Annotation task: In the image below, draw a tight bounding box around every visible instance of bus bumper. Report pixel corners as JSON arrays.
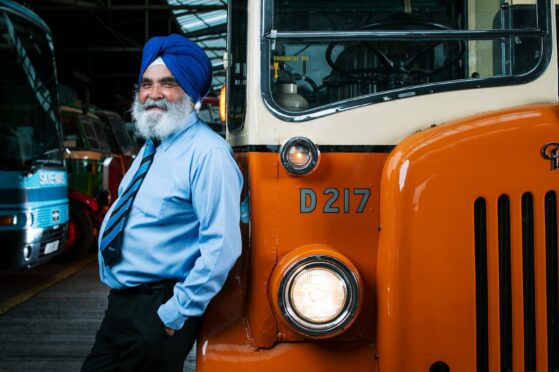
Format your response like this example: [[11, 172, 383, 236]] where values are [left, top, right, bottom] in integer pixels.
[[0, 224, 67, 270], [196, 341, 378, 372]]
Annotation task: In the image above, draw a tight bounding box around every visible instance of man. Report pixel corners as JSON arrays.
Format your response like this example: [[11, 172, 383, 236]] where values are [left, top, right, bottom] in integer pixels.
[[82, 34, 242, 372]]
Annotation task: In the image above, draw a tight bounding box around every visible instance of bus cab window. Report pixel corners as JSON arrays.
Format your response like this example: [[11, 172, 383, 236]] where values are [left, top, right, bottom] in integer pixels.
[[266, 0, 542, 116], [61, 115, 84, 149]]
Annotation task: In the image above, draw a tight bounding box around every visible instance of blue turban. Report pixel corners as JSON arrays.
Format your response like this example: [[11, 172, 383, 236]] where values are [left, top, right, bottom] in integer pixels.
[[138, 34, 213, 103]]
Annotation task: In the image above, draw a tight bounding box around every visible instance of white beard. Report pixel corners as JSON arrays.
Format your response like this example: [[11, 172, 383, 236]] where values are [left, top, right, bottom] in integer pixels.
[[131, 94, 193, 140]]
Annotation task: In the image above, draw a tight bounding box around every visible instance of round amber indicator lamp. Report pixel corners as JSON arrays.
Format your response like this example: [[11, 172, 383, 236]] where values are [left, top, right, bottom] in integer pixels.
[[280, 137, 320, 175], [0, 215, 15, 226]]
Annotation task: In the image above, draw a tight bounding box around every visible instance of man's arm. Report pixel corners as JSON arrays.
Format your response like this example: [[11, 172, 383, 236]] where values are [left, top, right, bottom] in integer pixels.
[[157, 147, 243, 330]]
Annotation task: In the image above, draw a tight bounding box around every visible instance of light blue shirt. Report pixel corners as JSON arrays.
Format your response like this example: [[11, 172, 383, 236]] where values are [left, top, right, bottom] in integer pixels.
[[98, 114, 243, 330]]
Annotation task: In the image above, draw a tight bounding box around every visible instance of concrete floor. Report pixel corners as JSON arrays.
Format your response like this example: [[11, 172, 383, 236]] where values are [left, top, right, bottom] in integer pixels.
[[0, 255, 195, 372]]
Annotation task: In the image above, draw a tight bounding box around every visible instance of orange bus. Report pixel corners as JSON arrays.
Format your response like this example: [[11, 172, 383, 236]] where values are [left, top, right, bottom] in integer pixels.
[[199, 0, 558, 371]]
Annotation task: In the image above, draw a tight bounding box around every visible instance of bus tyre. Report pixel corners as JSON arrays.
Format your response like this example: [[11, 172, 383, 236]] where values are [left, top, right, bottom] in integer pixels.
[[62, 202, 94, 261]]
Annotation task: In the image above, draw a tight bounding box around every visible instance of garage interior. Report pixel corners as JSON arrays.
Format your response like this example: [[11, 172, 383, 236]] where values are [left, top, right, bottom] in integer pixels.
[[20, 0, 226, 119]]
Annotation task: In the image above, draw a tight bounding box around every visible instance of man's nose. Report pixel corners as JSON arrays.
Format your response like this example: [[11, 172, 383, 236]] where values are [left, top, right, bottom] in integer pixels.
[[147, 84, 164, 100]]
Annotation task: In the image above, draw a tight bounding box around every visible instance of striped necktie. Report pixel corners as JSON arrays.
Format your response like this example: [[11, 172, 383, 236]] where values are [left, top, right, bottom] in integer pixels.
[[100, 138, 158, 266]]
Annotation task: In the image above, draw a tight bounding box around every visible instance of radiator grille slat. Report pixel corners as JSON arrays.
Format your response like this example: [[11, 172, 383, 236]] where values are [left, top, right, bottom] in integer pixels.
[[475, 198, 489, 372], [545, 191, 559, 371], [522, 193, 536, 372], [498, 195, 513, 372], [475, 191, 559, 372]]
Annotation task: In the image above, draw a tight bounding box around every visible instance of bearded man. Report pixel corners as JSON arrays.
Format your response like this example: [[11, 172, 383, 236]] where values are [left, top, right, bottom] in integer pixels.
[[81, 34, 242, 372]]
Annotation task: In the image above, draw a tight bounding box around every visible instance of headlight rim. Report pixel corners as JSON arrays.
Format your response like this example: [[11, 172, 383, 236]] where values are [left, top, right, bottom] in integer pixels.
[[279, 137, 320, 175], [278, 255, 359, 337]]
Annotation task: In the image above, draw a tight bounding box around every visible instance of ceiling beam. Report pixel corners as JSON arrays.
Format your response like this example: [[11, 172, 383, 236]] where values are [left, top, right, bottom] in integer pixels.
[[190, 33, 227, 42], [31, 4, 227, 11], [58, 46, 225, 52], [90, 73, 138, 78], [58, 47, 142, 52], [183, 24, 226, 38]]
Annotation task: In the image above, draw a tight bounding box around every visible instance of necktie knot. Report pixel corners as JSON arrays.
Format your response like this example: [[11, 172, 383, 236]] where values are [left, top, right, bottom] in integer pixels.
[[146, 137, 160, 149]]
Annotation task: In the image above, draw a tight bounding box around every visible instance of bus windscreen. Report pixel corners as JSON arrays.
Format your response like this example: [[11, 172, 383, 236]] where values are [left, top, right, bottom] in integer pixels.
[[267, 0, 542, 115], [0, 9, 61, 169]]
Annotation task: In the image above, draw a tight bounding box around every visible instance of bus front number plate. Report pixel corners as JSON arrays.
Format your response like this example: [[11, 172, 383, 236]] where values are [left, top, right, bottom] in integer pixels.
[[44, 241, 60, 255], [300, 188, 371, 214]]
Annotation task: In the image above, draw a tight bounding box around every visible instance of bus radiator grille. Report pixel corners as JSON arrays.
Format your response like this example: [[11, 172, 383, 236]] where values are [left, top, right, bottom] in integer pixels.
[[37, 206, 69, 228], [474, 192, 559, 372], [38, 227, 66, 257]]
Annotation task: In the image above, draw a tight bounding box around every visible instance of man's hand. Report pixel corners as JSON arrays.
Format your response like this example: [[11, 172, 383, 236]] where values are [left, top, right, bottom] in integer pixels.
[[165, 327, 175, 336]]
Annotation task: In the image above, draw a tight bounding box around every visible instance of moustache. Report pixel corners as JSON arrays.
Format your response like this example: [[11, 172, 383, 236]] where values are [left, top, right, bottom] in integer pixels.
[[140, 98, 170, 112]]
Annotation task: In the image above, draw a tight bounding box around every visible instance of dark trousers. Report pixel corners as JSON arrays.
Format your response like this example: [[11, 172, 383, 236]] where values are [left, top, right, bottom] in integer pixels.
[[81, 282, 201, 372]]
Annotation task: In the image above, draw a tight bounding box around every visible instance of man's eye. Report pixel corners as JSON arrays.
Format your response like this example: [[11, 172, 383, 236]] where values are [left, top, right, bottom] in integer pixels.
[[141, 83, 151, 88], [163, 82, 177, 87]]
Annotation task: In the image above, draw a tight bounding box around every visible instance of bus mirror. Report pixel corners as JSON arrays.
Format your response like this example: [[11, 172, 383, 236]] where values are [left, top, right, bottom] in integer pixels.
[[102, 156, 113, 194]]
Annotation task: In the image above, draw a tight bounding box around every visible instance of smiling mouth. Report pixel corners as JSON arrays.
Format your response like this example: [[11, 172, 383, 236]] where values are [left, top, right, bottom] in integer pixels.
[[146, 105, 166, 110]]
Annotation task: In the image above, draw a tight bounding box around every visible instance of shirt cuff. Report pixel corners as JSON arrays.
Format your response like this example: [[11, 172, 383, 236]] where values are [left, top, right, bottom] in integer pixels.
[[157, 298, 188, 330]]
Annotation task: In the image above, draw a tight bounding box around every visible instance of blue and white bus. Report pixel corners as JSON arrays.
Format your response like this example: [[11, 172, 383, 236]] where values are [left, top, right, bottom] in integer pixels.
[[0, 0, 68, 269]]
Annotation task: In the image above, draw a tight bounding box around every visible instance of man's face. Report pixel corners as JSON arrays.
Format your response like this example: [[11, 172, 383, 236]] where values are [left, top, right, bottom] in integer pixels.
[[139, 64, 185, 106], [132, 64, 194, 140]]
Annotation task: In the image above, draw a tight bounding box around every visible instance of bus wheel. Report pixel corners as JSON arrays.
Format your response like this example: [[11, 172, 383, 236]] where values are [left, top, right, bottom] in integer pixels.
[[62, 202, 94, 261]]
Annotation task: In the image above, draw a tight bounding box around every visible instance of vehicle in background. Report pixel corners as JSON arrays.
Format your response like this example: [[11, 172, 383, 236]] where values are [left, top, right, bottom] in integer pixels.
[[200, 0, 559, 371], [60, 106, 111, 259], [0, 0, 68, 270], [125, 121, 144, 150], [96, 110, 136, 203], [199, 96, 224, 137], [97, 110, 135, 163]]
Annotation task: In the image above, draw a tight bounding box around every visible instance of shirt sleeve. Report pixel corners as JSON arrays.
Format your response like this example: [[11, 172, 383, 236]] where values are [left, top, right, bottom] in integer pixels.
[[157, 147, 243, 330]]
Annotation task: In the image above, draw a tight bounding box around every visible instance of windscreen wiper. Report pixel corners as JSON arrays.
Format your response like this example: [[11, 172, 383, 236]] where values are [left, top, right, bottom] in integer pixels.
[[26, 149, 64, 173]]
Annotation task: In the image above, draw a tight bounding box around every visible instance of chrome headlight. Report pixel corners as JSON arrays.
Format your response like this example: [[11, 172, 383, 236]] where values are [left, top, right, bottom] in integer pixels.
[[278, 255, 359, 336], [280, 137, 320, 175]]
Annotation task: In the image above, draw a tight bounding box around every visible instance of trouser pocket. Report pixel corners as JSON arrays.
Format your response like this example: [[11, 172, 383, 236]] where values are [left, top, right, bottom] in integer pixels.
[[131, 288, 170, 344]]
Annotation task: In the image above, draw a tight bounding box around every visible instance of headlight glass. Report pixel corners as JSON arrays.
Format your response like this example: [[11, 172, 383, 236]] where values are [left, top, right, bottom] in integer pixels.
[[279, 255, 359, 337], [287, 145, 312, 169], [0, 215, 16, 226], [290, 267, 347, 323], [0, 213, 26, 227]]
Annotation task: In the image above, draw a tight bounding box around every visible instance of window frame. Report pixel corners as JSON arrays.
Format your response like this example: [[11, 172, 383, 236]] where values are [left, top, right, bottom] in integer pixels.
[[225, 0, 248, 133], [260, 0, 552, 122]]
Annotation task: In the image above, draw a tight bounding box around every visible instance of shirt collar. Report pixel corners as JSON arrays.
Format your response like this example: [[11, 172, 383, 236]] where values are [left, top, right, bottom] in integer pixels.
[[159, 112, 198, 151]]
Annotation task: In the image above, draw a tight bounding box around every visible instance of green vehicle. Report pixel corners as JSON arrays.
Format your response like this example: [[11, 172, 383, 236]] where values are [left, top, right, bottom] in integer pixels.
[[60, 105, 111, 259]]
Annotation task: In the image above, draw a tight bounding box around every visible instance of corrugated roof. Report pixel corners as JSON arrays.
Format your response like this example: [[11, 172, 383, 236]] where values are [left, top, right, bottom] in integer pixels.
[[167, 0, 227, 91]]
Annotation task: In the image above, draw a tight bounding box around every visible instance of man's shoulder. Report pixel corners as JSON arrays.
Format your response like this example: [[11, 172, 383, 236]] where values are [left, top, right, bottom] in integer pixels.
[[190, 119, 231, 152]]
